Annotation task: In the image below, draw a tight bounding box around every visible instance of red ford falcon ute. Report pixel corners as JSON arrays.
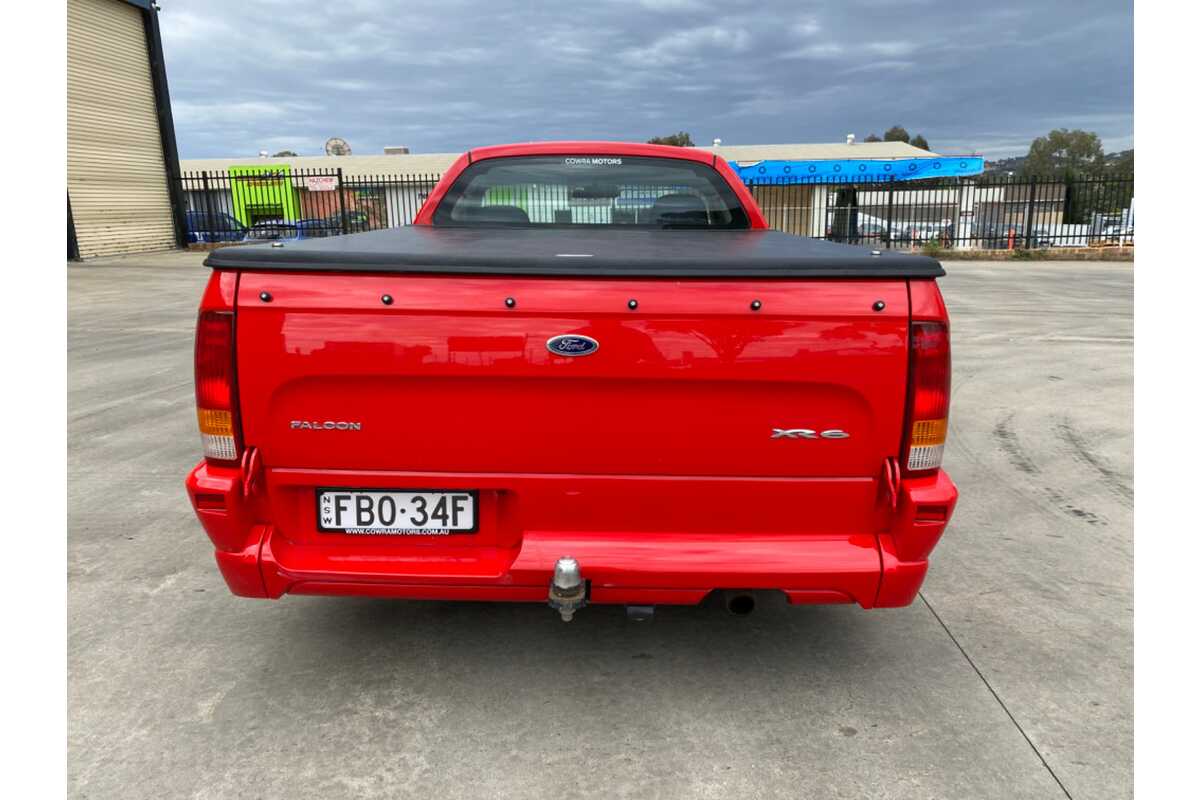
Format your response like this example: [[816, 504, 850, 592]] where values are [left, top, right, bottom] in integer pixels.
[[185, 141, 957, 621]]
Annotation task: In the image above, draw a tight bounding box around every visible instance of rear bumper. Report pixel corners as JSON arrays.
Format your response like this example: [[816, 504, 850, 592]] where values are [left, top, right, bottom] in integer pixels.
[[186, 462, 957, 609]]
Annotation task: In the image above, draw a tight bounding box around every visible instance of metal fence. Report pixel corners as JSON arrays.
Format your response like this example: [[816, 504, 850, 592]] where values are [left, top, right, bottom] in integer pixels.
[[175, 169, 1133, 250], [746, 173, 1134, 250], [177, 168, 440, 244]]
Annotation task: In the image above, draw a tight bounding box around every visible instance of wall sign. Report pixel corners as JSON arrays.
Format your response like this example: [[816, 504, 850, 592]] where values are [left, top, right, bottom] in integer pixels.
[[305, 176, 338, 192]]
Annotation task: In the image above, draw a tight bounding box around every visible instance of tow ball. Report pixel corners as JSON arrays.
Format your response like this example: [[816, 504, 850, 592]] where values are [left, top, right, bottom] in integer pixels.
[[548, 557, 586, 622]]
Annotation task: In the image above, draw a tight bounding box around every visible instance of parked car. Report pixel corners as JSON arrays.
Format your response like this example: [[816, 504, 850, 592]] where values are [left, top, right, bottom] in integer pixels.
[[185, 211, 246, 244], [245, 218, 296, 241], [245, 217, 341, 241], [334, 210, 371, 230], [906, 222, 954, 245], [1032, 227, 1057, 248], [1101, 223, 1134, 245], [296, 217, 341, 238], [823, 220, 895, 244], [186, 141, 958, 621], [884, 223, 913, 246], [858, 222, 887, 241]]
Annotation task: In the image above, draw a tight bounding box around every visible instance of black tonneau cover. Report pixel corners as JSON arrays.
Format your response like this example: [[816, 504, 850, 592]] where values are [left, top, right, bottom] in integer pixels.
[[204, 227, 944, 278]]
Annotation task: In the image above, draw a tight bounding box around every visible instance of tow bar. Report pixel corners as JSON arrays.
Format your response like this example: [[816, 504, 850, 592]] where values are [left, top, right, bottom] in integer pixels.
[[548, 557, 586, 622]]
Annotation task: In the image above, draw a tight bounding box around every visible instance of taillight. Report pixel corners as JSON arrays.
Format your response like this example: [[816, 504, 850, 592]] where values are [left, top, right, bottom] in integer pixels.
[[194, 310, 241, 464], [903, 321, 950, 474]]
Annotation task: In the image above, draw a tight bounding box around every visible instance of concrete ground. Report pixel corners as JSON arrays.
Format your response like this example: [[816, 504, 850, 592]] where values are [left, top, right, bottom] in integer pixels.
[[68, 251, 1132, 800]]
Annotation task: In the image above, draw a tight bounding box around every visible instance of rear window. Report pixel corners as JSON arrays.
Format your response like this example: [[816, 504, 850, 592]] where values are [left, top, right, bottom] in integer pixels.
[[431, 156, 750, 228]]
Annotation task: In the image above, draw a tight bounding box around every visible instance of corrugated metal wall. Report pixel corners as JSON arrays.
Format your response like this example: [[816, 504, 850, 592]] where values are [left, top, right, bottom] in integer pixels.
[[67, 0, 175, 258]]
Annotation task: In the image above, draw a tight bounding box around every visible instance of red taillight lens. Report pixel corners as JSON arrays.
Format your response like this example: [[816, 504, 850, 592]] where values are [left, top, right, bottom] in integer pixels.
[[194, 310, 241, 463], [903, 321, 950, 474]]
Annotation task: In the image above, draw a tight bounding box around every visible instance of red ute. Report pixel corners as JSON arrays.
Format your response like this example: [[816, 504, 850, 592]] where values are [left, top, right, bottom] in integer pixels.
[[185, 141, 957, 620]]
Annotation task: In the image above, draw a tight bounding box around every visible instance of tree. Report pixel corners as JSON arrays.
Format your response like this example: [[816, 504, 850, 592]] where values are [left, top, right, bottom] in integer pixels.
[[1108, 149, 1134, 175], [647, 132, 694, 147], [1021, 129, 1105, 177], [911, 134, 930, 151], [864, 133, 882, 142], [883, 125, 910, 143], [272, 150, 298, 157], [1019, 130, 1124, 225]]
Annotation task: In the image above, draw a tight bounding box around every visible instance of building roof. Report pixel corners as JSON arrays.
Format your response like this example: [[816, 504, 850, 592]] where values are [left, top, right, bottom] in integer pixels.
[[179, 152, 461, 176], [702, 140, 940, 162], [180, 141, 946, 178]]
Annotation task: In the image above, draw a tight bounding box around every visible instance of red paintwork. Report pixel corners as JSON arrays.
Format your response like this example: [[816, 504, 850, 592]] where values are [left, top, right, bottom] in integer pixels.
[[411, 141, 769, 229], [185, 141, 957, 611]]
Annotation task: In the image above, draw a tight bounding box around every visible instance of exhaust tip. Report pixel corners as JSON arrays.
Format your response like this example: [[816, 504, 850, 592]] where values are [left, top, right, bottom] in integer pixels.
[[723, 591, 756, 617], [625, 605, 655, 622]]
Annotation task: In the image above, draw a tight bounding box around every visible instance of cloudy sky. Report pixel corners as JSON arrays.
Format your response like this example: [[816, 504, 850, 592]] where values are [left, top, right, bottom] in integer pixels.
[[160, 0, 1133, 160]]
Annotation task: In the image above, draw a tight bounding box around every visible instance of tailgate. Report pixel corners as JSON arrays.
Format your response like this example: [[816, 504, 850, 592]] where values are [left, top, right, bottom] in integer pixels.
[[235, 272, 909, 478]]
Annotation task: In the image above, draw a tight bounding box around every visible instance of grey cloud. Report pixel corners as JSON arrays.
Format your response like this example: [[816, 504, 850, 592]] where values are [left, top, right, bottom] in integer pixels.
[[618, 27, 752, 68], [841, 60, 915, 75], [159, 0, 1132, 159]]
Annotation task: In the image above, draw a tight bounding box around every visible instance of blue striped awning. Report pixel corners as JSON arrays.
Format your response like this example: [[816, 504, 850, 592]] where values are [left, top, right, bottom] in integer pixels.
[[730, 156, 985, 182]]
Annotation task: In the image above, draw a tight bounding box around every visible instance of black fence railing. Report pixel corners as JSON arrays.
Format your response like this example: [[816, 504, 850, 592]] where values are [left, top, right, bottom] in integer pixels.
[[177, 168, 440, 244], [744, 173, 1134, 250], [175, 169, 1133, 251]]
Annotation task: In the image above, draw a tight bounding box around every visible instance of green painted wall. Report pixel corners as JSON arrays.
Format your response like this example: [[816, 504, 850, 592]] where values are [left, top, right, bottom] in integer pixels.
[[229, 164, 300, 226]]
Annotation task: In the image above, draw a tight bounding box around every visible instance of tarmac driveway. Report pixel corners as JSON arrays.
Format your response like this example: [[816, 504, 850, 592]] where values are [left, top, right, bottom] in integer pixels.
[[68, 251, 1132, 799]]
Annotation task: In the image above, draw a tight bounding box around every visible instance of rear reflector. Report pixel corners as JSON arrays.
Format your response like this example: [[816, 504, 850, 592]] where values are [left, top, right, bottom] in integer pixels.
[[194, 311, 241, 464], [903, 321, 950, 474], [194, 493, 226, 511]]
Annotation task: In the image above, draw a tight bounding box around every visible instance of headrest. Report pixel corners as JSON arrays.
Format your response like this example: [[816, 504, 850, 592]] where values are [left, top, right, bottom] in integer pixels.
[[647, 193, 708, 226], [457, 204, 530, 224]]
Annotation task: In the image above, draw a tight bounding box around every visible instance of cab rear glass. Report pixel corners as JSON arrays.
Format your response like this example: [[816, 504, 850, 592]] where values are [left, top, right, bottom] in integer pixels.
[[431, 156, 750, 229]]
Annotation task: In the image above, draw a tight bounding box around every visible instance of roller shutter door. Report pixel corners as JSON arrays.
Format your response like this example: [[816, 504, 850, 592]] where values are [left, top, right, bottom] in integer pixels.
[[68, 0, 176, 257]]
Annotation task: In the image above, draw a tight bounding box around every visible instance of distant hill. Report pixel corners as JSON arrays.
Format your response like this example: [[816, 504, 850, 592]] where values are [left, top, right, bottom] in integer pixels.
[[1105, 149, 1134, 173], [982, 148, 1132, 176], [982, 155, 1026, 175]]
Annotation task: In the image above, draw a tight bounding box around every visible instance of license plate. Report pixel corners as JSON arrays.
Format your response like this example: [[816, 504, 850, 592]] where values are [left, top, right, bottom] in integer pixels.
[[317, 489, 478, 535]]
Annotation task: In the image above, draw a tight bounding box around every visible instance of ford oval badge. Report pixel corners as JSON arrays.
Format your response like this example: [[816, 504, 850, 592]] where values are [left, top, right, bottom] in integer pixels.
[[546, 334, 599, 357]]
